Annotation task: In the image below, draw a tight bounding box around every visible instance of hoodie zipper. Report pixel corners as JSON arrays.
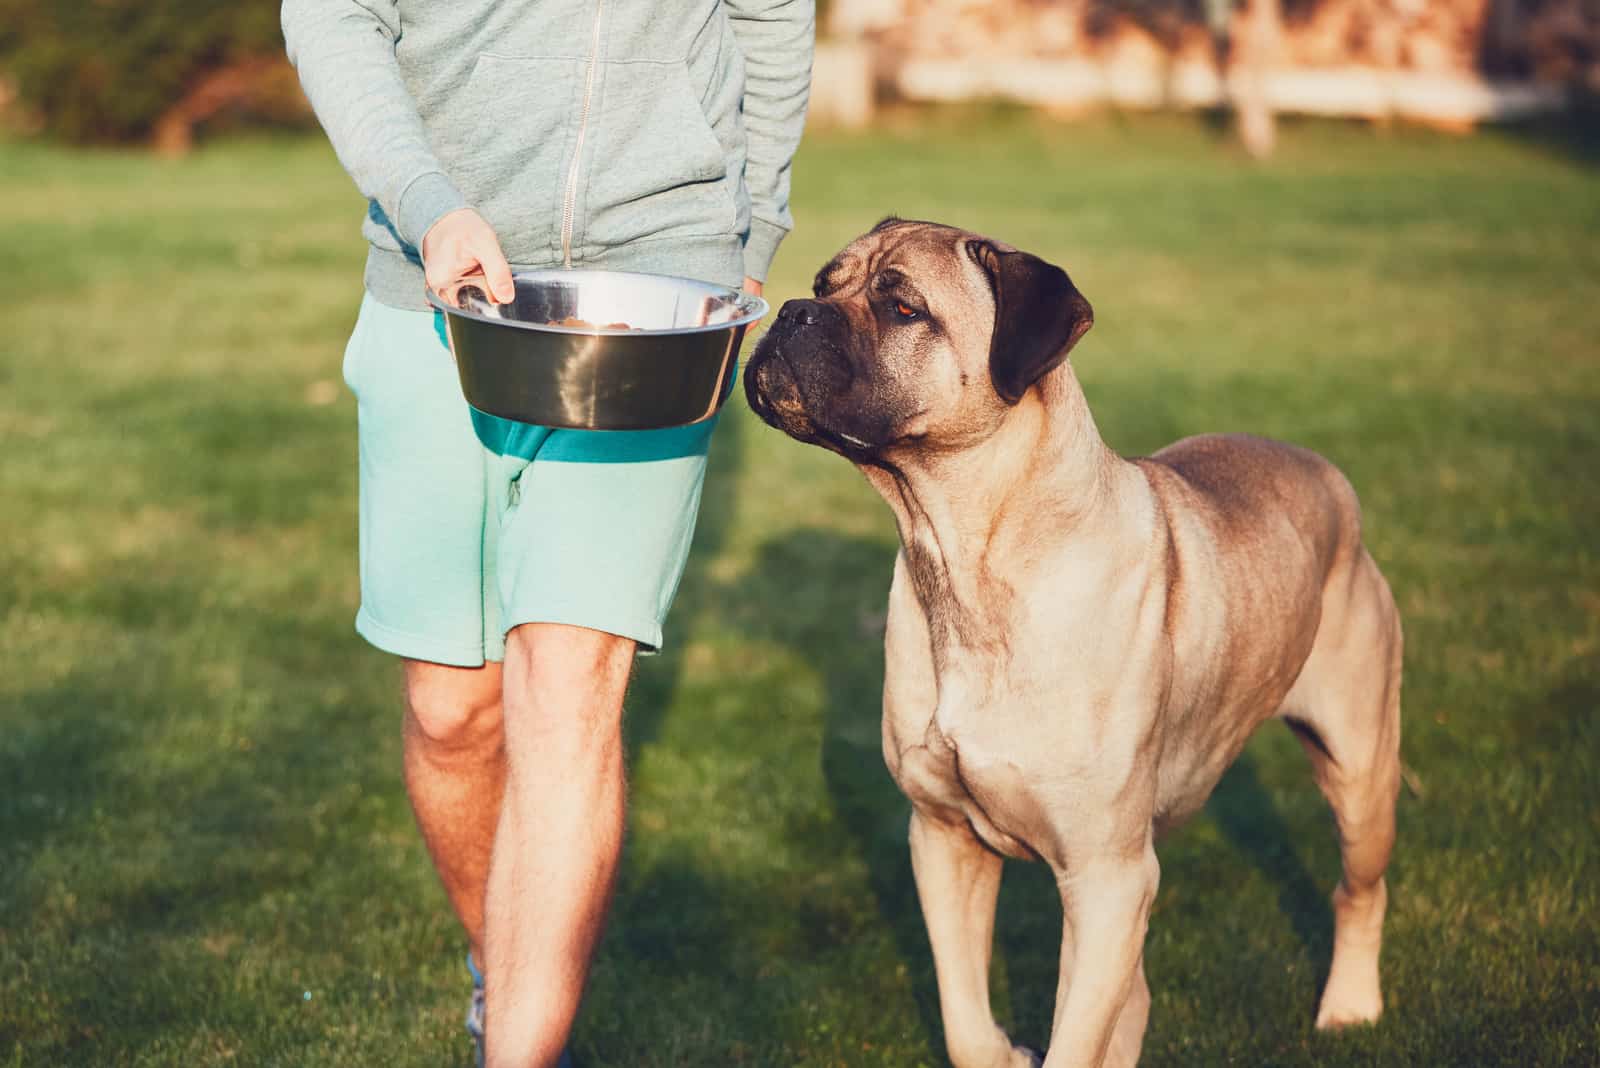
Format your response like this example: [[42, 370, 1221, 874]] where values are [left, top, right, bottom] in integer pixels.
[[561, 0, 606, 268]]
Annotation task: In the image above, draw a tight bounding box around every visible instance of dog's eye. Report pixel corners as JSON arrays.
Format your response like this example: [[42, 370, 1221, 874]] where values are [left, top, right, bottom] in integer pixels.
[[894, 301, 919, 320]]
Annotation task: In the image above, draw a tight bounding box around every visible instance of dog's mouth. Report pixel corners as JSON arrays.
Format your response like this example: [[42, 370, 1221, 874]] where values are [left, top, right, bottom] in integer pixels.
[[744, 346, 810, 432], [745, 343, 895, 465], [744, 329, 838, 438]]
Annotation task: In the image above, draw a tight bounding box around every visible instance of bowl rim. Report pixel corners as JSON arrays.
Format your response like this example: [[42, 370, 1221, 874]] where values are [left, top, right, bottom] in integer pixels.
[[423, 267, 770, 337]]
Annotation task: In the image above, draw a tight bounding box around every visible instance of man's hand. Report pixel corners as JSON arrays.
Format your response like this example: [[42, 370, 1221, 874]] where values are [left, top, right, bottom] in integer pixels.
[[743, 277, 764, 299], [422, 209, 516, 306]]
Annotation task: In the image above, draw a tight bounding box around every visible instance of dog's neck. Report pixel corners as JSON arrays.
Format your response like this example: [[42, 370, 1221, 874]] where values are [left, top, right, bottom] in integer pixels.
[[864, 366, 1128, 666]]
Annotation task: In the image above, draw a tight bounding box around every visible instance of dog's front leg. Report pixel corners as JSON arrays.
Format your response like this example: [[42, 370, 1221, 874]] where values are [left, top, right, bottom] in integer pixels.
[[1043, 849, 1160, 1068], [909, 808, 1040, 1068]]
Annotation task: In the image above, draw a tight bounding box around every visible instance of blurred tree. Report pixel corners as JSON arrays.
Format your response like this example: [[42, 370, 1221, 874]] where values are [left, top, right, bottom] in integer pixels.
[[1226, 0, 1284, 158], [0, 0, 301, 148], [1114, 0, 1284, 157]]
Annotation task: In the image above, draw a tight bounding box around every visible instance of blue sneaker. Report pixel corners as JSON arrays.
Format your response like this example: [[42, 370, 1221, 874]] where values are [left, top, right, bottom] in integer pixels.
[[465, 954, 486, 1068], [464, 954, 575, 1068]]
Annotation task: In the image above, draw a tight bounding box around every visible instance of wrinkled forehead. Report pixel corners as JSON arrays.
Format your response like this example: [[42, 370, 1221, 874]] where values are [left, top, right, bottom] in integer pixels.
[[813, 220, 990, 298]]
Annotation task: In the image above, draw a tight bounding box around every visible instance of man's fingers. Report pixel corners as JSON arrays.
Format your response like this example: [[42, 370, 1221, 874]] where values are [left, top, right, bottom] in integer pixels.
[[424, 239, 470, 304], [472, 236, 516, 304], [424, 255, 451, 294], [425, 256, 467, 306], [427, 273, 461, 307]]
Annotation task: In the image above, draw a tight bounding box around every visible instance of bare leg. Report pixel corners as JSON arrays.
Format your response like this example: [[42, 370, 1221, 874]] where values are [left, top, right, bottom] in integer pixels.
[[909, 808, 1039, 1068], [484, 622, 634, 1068], [402, 659, 507, 962]]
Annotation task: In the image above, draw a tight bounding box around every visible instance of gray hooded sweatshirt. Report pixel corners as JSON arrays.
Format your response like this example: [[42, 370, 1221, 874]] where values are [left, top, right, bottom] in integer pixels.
[[282, 0, 814, 310]]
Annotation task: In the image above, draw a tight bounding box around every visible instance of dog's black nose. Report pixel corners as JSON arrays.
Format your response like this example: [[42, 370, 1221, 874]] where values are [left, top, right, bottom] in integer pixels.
[[776, 298, 825, 327]]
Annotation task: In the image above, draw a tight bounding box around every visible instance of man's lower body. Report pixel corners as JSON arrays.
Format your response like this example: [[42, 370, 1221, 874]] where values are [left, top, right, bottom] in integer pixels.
[[344, 293, 726, 1067]]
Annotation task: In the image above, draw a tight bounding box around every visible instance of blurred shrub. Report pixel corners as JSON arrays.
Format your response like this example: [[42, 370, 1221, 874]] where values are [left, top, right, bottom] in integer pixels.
[[0, 0, 302, 145]]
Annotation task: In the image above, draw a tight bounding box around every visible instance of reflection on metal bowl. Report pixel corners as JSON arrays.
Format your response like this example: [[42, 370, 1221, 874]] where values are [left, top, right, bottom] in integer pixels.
[[426, 269, 768, 431]]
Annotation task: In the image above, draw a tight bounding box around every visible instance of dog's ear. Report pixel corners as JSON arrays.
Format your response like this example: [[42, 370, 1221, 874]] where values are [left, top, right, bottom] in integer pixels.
[[968, 240, 1094, 405]]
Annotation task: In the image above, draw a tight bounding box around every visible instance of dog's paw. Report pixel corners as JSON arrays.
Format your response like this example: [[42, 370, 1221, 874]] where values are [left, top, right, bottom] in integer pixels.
[[1315, 997, 1383, 1030], [1008, 1044, 1044, 1068], [1315, 949, 1383, 1029], [1314, 981, 1383, 1030], [950, 1029, 1041, 1068]]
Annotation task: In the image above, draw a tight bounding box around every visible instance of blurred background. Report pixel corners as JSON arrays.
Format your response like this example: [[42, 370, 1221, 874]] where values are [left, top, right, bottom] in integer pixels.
[[2, 3, 1597, 1067], [4, 1, 1600, 151]]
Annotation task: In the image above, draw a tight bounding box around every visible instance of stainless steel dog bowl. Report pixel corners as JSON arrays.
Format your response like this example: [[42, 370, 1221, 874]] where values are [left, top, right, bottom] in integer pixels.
[[426, 269, 768, 430]]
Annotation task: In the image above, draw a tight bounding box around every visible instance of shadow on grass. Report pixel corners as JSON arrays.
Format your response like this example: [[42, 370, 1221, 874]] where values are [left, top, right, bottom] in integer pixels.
[[706, 524, 947, 1046], [631, 509, 948, 1053], [1495, 100, 1600, 170], [624, 397, 747, 754], [1207, 752, 1336, 999], [0, 618, 413, 1061]]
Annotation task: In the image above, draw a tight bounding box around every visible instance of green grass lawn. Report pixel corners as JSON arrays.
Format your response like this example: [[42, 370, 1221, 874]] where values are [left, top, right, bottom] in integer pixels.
[[2, 109, 1597, 1066]]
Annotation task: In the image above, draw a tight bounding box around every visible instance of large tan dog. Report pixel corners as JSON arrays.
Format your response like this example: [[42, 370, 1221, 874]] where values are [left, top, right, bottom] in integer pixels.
[[743, 219, 1403, 1068]]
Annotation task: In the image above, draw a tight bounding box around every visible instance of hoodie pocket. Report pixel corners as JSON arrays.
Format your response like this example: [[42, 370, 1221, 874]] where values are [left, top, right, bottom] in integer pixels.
[[577, 59, 738, 251]]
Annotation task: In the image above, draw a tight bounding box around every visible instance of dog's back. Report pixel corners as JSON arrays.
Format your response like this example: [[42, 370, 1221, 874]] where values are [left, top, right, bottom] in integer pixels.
[[1144, 433, 1363, 566], [1130, 434, 1374, 818]]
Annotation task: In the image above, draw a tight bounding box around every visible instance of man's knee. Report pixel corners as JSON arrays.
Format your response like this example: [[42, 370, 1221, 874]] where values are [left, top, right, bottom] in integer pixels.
[[504, 624, 634, 691], [403, 660, 505, 755], [502, 623, 635, 741]]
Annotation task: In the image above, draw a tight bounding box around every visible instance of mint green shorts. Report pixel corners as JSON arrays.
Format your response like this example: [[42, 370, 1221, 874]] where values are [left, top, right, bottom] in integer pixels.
[[342, 293, 724, 664]]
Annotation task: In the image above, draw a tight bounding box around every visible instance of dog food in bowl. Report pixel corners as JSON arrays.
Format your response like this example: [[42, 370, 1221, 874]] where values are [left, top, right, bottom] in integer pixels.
[[547, 317, 640, 331]]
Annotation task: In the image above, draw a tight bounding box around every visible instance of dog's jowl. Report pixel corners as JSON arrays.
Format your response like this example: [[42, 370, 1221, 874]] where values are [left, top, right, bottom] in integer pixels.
[[746, 219, 1403, 1068]]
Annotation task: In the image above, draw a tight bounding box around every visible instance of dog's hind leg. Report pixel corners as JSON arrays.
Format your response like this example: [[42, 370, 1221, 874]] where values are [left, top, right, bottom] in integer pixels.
[[909, 808, 1040, 1068], [1279, 548, 1403, 1029]]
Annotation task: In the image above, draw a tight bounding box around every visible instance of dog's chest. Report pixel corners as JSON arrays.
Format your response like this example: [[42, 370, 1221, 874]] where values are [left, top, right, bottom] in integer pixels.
[[891, 670, 1045, 861]]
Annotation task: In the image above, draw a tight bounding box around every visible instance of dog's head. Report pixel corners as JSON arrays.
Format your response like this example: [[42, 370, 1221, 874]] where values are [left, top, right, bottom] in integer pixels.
[[744, 218, 1093, 463]]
